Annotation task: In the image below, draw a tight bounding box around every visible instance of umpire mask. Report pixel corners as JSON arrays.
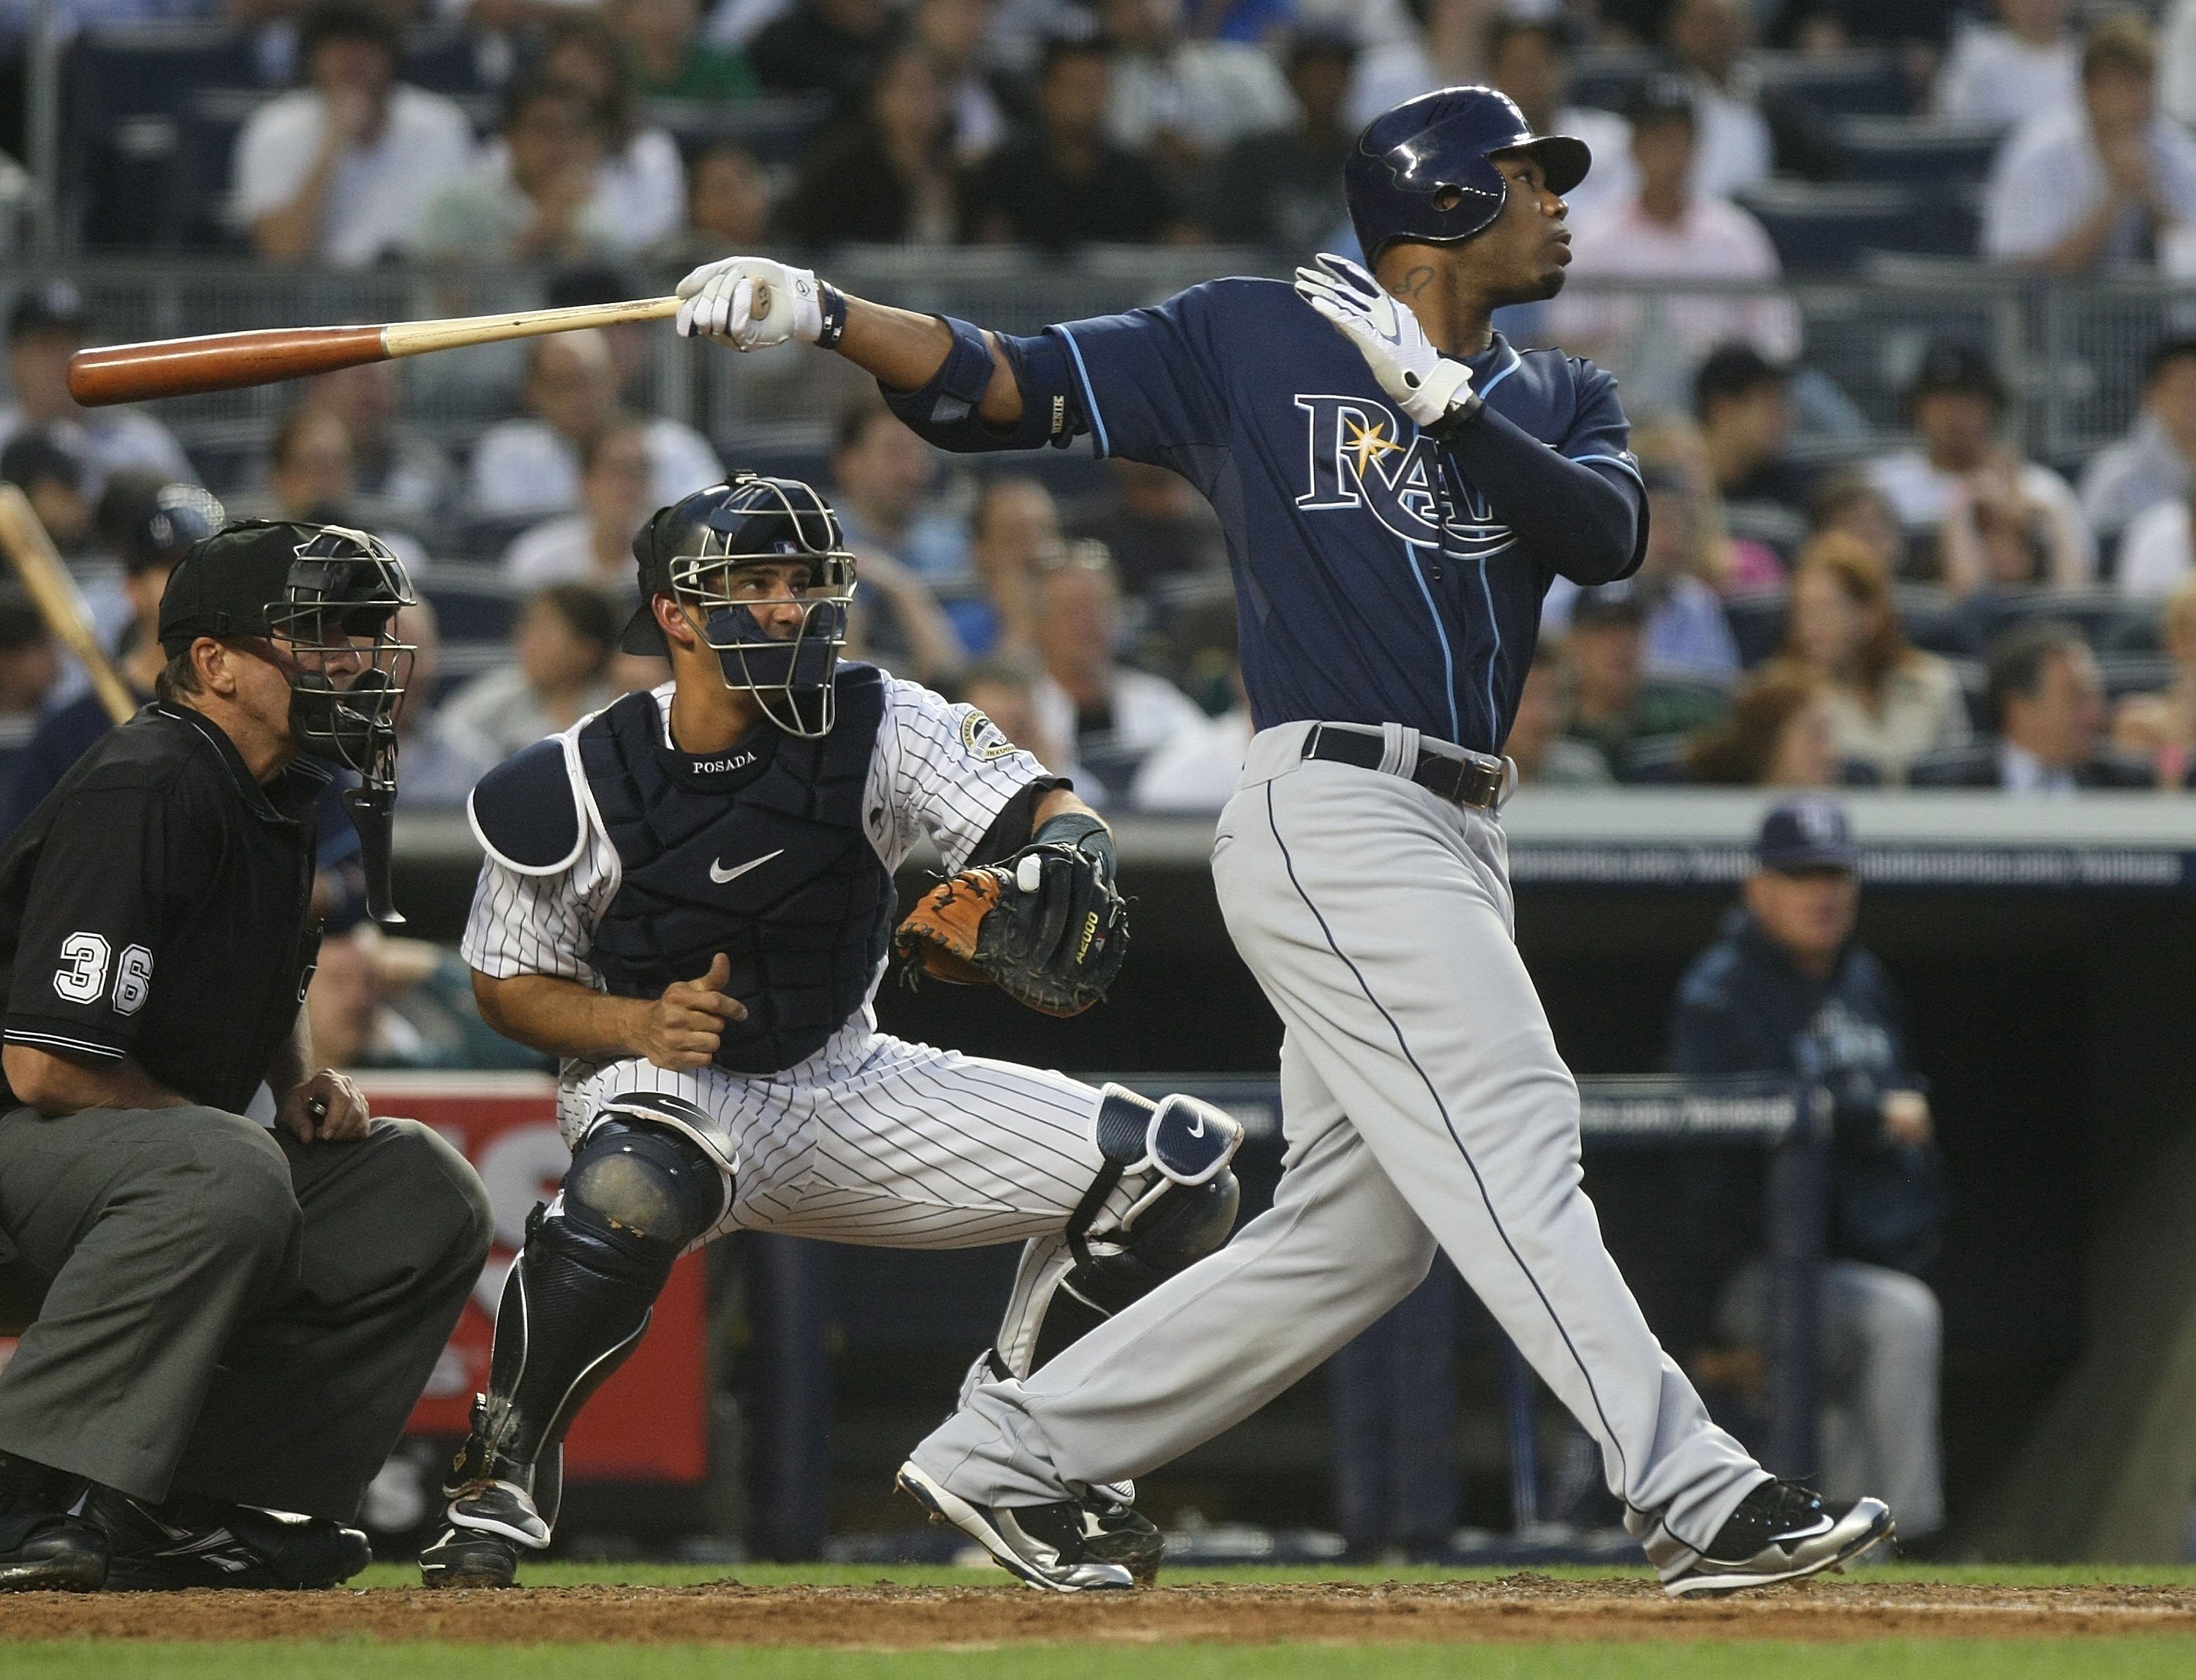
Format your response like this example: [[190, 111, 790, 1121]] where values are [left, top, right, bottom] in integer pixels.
[[639, 476, 856, 739], [272, 528, 418, 925]]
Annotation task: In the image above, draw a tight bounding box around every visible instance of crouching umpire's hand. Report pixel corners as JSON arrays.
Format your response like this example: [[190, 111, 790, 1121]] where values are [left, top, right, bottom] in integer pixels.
[[279, 1069, 370, 1145], [632, 952, 748, 1072]]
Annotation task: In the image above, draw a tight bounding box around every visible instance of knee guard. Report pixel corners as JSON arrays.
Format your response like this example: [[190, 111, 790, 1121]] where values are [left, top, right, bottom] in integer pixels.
[[1021, 1085, 1244, 1374], [468, 1111, 729, 1486]]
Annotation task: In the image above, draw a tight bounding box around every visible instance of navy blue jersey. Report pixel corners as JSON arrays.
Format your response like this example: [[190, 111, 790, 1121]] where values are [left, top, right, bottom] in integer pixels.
[[1004, 278, 1646, 753]]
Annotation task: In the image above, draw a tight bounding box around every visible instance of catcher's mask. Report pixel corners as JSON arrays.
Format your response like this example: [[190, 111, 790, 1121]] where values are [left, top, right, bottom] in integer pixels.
[[159, 519, 417, 921], [625, 474, 856, 738]]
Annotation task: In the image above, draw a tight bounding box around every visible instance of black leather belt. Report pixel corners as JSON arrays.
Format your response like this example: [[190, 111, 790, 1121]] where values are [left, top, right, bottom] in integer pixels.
[[1302, 724, 1506, 810]]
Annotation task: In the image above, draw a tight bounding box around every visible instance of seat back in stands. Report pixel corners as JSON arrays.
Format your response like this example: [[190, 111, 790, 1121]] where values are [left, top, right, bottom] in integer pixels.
[[1724, 589, 1790, 668], [415, 566, 529, 643]]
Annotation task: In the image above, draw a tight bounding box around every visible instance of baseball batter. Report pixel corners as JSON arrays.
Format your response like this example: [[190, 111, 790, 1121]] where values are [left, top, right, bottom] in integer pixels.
[[673, 87, 1892, 1595], [421, 474, 1244, 1588]]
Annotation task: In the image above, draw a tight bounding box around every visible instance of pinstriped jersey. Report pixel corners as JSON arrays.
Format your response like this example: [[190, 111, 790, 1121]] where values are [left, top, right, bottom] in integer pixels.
[[1040, 277, 1639, 754], [461, 676, 1048, 1015]]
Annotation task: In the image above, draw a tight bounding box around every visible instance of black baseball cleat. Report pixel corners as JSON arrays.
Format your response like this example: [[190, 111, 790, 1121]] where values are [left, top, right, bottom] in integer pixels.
[[419, 1523, 524, 1589], [1078, 1486, 1164, 1586], [0, 1453, 107, 1592], [83, 1485, 370, 1591], [895, 1461, 1134, 1591], [1660, 1479, 1894, 1598]]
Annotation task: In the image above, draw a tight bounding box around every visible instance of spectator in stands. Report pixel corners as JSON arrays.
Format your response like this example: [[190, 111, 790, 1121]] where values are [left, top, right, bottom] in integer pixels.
[[1782, 534, 1971, 783], [2164, 0, 2196, 132], [1559, 583, 1731, 780], [653, 141, 776, 263], [502, 420, 654, 593], [957, 652, 1077, 777], [1910, 619, 2151, 789], [0, 590, 58, 722], [1696, 344, 1811, 550], [1808, 468, 1911, 580], [1680, 662, 1842, 787], [1982, 13, 2196, 275], [1549, 463, 1742, 683], [1506, 641, 1615, 788], [2116, 489, 2196, 597], [1098, 0, 1296, 180], [1935, 0, 2079, 132], [2113, 574, 2196, 785], [1670, 796, 1946, 1547], [438, 583, 623, 769], [0, 435, 96, 559], [1486, 12, 1634, 228], [307, 926, 545, 1072], [919, 0, 1009, 168], [613, 0, 760, 100], [1129, 605, 1253, 810], [537, 14, 688, 249], [960, 475, 1061, 657], [228, 2, 476, 266], [385, 597, 486, 810], [1556, 77, 1801, 378], [0, 482, 223, 838], [466, 329, 722, 522], [783, 41, 961, 247], [1203, 30, 1357, 249], [1661, 0, 1771, 199], [750, 0, 898, 108], [1936, 458, 2088, 596], [1030, 542, 1205, 805], [417, 77, 621, 265], [1867, 340, 2094, 586], [831, 398, 968, 579], [302, 363, 452, 540], [0, 283, 193, 494], [1070, 458, 1228, 594], [2079, 336, 2196, 550], [845, 546, 968, 686], [959, 36, 1180, 248]]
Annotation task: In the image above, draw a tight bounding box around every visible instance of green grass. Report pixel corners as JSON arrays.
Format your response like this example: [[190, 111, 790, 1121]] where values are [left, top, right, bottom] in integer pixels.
[[6, 1641, 2196, 1680], [345, 1558, 2196, 1590]]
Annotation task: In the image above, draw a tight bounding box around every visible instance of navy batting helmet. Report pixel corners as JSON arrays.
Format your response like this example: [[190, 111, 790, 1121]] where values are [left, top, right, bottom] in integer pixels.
[[1345, 86, 1591, 263]]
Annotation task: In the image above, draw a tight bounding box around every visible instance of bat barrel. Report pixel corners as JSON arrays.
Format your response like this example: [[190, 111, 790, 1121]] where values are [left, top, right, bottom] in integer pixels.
[[67, 324, 389, 407]]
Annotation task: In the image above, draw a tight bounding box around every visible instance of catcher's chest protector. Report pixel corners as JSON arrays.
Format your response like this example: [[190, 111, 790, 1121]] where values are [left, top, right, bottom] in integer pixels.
[[580, 663, 895, 1075]]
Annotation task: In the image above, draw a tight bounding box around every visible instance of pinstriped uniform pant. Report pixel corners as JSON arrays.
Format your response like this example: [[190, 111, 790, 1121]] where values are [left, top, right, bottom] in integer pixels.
[[912, 721, 1770, 1570]]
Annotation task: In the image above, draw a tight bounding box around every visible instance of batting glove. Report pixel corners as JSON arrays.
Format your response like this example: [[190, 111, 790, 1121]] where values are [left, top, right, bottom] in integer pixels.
[[1294, 253, 1478, 429], [675, 256, 824, 351]]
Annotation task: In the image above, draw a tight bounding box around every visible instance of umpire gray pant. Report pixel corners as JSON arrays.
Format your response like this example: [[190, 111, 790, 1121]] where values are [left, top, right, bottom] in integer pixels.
[[0, 1104, 492, 1520]]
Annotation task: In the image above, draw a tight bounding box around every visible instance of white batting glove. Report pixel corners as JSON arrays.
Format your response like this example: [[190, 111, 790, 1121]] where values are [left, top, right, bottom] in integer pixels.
[[675, 256, 824, 351], [1294, 253, 1476, 428]]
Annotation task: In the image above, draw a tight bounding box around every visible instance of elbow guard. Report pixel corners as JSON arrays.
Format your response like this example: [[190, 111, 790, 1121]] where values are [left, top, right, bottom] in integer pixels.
[[879, 320, 1086, 454]]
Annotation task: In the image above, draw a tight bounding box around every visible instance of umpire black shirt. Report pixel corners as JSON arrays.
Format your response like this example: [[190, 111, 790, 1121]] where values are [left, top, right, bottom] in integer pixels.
[[0, 702, 326, 1116]]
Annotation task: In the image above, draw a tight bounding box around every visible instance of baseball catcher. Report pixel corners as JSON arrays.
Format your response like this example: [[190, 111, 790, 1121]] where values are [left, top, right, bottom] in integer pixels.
[[422, 473, 1241, 1591]]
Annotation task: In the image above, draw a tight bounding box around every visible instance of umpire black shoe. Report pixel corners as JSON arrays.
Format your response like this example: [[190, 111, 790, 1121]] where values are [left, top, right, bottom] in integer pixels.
[[896, 1461, 1134, 1591], [419, 1524, 524, 1589], [1078, 1487, 1164, 1586], [1660, 1479, 1894, 1598], [85, 1486, 370, 1590], [0, 1452, 106, 1592]]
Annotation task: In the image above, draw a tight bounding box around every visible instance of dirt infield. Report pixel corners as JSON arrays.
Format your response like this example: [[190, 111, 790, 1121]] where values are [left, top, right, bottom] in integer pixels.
[[5, 1575, 2196, 1646]]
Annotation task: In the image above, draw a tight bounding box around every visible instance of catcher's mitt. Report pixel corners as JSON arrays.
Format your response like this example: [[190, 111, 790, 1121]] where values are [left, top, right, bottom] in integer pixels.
[[895, 841, 1128, 1018]]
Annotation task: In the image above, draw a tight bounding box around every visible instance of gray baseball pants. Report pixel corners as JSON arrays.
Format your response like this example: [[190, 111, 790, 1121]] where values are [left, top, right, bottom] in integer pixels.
[[912, 722, 1770, 1569], [0, 1104, 492, 1520]]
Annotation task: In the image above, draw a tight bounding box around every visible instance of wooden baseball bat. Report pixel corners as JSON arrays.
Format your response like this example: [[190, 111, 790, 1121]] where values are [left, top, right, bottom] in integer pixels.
[[0, 485, 140, 725], [67, 294, 686, 408]]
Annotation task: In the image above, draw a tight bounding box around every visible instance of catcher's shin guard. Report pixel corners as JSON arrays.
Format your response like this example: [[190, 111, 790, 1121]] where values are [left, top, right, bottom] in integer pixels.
[[444, 1116, 726, 1554]]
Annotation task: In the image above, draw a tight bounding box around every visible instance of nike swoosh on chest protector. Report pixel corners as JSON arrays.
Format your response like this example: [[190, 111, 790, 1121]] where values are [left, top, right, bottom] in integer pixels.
[[710, 849, 785, 884]]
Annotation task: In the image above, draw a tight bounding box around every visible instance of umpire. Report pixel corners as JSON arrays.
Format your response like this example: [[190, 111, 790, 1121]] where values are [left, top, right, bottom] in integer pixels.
[[0, 521, 492, 1592]]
